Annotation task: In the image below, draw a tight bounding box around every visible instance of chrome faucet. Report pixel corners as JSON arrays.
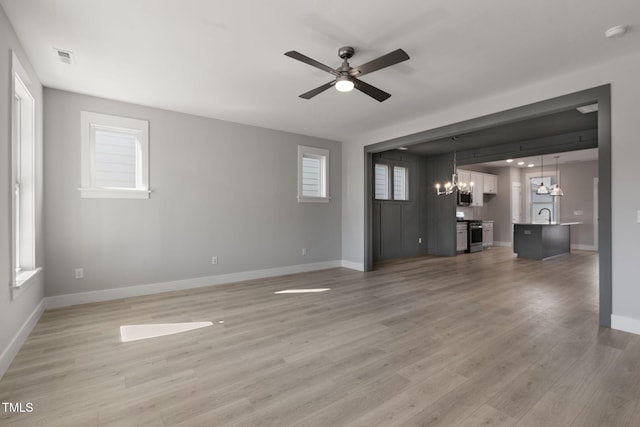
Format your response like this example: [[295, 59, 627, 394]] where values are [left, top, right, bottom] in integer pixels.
[[538, 208, 552, 224]]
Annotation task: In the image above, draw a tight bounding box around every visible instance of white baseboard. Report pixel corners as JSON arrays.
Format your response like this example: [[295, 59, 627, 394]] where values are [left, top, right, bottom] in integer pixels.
[[571, 244, 597, 251], [493, 241, 512, 247], [611, 315, 640, 336], [46, 260, 358, 309], [0, 299, 46, 380], [341, 260, 365, 271]]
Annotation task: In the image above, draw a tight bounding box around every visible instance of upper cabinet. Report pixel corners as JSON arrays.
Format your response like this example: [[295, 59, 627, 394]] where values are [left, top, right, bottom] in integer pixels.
[[469, 172, 484, 206], [457, 169, 499, 206], [483, 173, 498, 194], [457, 170, 471, 189]]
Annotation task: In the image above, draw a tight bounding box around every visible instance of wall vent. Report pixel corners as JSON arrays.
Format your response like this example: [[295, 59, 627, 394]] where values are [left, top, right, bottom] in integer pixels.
[[54, 48, 74, 64]]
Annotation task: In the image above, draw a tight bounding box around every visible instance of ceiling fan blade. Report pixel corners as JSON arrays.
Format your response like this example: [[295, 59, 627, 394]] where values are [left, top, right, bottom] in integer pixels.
[[353, 79, 391, 102], [351, 49, 410, 77], [299, 81, 336, 99], [284, 51, 339, 76]]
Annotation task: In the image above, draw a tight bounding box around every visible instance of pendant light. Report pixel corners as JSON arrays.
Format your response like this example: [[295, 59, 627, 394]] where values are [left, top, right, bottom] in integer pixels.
[[536, 156, 549, 195], [550, 155, 564, 196]]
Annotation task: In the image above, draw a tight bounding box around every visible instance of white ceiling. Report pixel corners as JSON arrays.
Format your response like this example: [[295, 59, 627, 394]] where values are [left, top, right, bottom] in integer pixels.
[[3, 0, 640, 142]]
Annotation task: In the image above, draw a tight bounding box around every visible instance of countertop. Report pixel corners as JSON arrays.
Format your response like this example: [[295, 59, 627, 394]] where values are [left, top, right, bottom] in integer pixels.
[[513, 222, 583, 226]]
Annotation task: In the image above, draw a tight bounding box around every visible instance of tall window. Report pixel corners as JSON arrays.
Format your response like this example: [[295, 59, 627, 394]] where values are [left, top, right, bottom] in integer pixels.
[[298, 145, 330, 202], [374, 164, 389, 200], [80, 111, 150, 199], [11, 52, 38, 290], [530, 176, 556, 222], [393, 166, 408, 201]]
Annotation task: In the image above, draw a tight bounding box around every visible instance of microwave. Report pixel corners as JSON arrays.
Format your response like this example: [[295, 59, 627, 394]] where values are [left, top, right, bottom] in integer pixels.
[[457, 191, 472, 206]]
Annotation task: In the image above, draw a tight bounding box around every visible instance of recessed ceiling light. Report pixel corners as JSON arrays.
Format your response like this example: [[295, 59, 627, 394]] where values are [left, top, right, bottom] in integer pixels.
[[605, 25, 628, 38], [397, 147, 409, 151], [517, 161, 525, 166], [506, 159, 514, 163], [577, 103, 598, 114], [528, 163, 535, 168]]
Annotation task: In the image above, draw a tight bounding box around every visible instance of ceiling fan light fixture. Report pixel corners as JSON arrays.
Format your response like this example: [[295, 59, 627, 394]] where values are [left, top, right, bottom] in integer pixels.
[[335, 76, 354, 92]]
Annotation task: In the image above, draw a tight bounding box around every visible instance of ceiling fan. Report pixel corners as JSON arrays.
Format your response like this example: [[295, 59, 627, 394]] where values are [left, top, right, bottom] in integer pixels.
[[284, 46, 410, 102]]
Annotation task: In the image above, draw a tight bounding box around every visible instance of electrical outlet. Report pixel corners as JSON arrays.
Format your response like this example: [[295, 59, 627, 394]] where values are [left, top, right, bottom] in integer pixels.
[[75, 268, 84, 279], [211, 256, 218, 265], [302, 248, 307, 256], [418, 237, 422, 244]]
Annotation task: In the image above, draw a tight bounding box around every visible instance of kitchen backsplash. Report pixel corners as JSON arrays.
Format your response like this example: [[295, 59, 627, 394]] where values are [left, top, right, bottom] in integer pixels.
[[457, 206, 489, 220]]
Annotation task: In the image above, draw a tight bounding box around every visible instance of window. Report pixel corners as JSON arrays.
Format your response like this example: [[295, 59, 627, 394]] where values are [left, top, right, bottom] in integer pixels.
[[374, 164, 389, 200], [393, 166, 408, 201], [11, 52, 40, 291], [80, 111, 150, 199], [298, 145, 330, 202], [374, 162, 409, 201], [531, 176, 556, 223]]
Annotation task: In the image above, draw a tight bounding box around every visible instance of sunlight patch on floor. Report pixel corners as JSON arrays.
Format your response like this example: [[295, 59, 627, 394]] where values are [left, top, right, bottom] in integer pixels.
[[120, 321, 213, 342], [274, 288, 330, 294]]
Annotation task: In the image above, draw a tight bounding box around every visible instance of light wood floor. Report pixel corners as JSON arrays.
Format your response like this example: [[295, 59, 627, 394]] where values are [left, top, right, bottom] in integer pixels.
[[2, 247, 640, 426]]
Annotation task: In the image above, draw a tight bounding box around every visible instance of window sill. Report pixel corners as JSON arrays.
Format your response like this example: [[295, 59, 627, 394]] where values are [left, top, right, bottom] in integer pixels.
[[11, 267, 42, 300], [297, 196, 331, 204], [80, 188, 151, 199]]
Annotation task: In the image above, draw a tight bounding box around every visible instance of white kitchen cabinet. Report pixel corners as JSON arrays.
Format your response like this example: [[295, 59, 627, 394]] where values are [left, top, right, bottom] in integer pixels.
[[457, 169, 471, 189], [483, 173, 498, 194], [470, 172, 484, 206], [456, 223, 468, 252], [482, 221, 494, 247]]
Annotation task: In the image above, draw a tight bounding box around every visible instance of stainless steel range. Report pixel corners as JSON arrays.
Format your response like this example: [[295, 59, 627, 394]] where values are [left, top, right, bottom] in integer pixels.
[[467, 220, 483, 253]]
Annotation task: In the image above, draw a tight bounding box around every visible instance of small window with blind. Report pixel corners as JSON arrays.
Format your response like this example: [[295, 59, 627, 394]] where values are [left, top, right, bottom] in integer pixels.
[[393, 166, 408, 200], [374, 162, 409, 201], [80, 111, 150, 199], [298, 145, 330, 203], [374, 164, 389, 200]]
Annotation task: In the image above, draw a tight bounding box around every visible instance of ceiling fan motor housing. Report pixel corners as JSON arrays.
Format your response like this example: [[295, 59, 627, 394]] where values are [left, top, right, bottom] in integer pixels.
[[338, 46, 355, 60]]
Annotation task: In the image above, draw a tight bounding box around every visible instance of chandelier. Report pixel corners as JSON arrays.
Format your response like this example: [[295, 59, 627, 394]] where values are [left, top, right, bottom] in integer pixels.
[[435, 149, 473, 196]]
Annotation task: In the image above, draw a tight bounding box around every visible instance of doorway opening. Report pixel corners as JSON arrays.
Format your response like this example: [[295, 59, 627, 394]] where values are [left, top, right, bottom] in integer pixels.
[[364, 85, 611, 327]]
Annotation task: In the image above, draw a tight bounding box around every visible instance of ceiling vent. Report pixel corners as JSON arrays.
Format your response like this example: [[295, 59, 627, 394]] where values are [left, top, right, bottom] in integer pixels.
[[54, 48, 74, 64]]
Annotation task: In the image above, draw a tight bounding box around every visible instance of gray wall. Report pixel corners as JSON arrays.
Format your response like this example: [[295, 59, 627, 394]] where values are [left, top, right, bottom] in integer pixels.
[[486, 167, 516, 244], [0, 6, 45, 372], [371, 151, 428, 261], [43, 89, 342, 296], [557, 160, 598, 248]]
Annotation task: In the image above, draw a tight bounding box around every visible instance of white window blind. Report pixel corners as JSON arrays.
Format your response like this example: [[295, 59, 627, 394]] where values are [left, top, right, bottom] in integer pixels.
[[94, 130, 137, 189], [374, 164, 389, 200], [393, 166, 408, 200], [302, 155, 322, 197]]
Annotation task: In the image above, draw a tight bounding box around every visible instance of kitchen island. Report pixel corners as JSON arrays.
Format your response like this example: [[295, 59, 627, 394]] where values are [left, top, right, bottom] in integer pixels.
[[513, 222, 582, 260]]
